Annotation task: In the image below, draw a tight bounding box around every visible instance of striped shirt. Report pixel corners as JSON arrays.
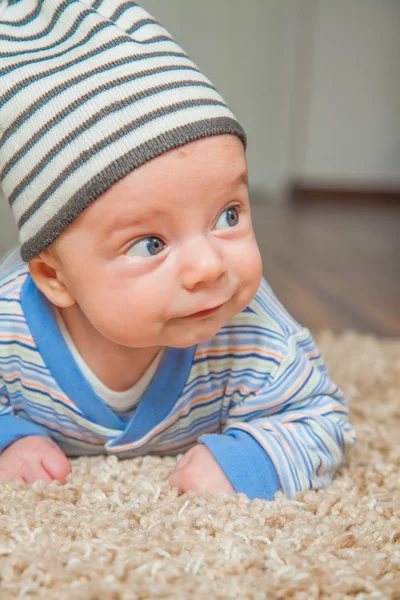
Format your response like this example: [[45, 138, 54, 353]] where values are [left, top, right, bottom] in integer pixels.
[[0, 248, 356, 500]]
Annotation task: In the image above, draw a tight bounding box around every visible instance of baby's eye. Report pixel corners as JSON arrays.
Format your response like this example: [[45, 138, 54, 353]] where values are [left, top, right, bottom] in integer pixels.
[[126, 237, 166, 258], [215, 207, 239, 230]]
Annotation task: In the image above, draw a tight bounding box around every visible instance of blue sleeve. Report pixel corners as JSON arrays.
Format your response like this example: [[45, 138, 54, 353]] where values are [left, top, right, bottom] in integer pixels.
[[198, 429, 281, 501], [0, 391, 50, 452]]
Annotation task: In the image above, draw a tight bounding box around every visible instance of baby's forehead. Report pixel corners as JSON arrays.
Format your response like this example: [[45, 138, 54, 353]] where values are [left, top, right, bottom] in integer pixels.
[[85, 137, 248, 224]]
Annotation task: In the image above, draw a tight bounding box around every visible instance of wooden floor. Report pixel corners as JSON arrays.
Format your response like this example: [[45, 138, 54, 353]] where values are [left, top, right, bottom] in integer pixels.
[[251, 200, 400, 338]]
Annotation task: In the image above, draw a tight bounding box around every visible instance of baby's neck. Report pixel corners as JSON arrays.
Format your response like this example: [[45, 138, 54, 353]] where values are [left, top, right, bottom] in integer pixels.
[[56, 304, 162, 392]]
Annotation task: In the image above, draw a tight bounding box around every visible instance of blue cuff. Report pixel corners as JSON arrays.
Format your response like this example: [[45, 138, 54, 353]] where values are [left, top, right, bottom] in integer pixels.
[[0, 415, 49, 452], [198, 429, 281, 501]]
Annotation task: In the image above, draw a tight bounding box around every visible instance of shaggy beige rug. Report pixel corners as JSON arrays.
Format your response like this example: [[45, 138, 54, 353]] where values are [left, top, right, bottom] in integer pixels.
[[0, 331, 399, 600]]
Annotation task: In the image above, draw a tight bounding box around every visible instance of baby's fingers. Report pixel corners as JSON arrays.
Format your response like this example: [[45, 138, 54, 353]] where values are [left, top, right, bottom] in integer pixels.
[[0, 457, 53, 484], [23, 462, 54, 485], [167, 469, 185, 494], [0, 466, 26, 484], [41, 447, 71, 484]]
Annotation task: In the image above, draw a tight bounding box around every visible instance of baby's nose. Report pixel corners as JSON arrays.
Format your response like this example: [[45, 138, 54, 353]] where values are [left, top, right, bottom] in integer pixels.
[[180, 238, 228, 290]]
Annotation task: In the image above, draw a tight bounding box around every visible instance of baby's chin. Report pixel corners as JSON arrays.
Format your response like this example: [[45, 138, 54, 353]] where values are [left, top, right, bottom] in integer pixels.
[[162, 302, 252, 348], [96, 319, 222, 349], [165, 328, 222, 348]]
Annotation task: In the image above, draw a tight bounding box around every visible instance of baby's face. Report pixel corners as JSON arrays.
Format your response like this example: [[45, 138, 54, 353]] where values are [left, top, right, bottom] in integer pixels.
[[49, 135, 263, 348]]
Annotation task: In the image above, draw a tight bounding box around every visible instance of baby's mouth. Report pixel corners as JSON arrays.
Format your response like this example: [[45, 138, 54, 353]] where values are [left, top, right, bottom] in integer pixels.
[[182, 303, 225, 319]]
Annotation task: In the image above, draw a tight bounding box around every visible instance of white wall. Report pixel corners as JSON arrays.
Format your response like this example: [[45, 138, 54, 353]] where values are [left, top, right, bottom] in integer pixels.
[[290, 0, 400, 186], [0, 195, 17, 255], [140, 0, 296, 193]]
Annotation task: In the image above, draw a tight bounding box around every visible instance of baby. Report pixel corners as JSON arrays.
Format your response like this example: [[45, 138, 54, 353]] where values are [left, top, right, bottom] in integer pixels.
[[0, 0, 356, 500]]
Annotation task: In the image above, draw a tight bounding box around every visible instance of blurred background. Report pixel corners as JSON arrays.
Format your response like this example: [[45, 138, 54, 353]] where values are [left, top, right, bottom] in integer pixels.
[[1, 0, 399, 335]]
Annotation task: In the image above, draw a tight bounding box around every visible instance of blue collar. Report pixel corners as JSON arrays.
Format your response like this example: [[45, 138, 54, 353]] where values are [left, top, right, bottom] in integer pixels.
[[21, 275, 196, 441]]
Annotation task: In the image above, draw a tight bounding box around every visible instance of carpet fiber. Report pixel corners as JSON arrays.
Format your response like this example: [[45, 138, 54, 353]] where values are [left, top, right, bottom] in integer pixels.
[[0, 331, 399, 599]]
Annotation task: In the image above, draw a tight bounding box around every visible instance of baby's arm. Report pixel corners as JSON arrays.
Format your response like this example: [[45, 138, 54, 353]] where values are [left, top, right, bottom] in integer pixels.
[[196, 328, 356, 500], [0, 387, 71, 484], [170, 328, 356, 501]]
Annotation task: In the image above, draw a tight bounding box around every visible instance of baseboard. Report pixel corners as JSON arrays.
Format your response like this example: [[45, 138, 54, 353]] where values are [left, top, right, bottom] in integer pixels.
[[289, 181, 400, 203]]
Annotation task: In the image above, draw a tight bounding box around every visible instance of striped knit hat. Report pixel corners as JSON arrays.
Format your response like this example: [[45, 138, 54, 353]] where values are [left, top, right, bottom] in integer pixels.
[[0, 0, 246, 261]]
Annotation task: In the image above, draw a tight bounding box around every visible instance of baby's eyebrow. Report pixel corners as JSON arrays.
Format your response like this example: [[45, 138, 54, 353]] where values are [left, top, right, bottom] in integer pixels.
[[235, 170, 249, 187], [99, 205, 166, 237]]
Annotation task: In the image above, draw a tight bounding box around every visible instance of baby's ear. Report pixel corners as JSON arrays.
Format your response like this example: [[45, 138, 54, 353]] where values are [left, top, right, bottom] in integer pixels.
[[28, 251, 76, 308]]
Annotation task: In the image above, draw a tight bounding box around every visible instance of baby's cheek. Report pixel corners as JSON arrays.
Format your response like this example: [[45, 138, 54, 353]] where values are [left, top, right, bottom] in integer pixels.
[[86, 295, 162, 346], [239, 240, 263, 288], [98, 316, 162, 347]]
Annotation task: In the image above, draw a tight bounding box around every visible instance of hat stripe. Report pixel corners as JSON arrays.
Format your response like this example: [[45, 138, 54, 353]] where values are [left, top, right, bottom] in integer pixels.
[[17, 98, 230, 227], [1, 56, 200, 150], [0, 6, 148, 62], [0, 0, 67, 41], [0, 45, 189, 125], [0, 0, 45, 29], [0, 19, 112, 65], [127, 18, 159, 36], [6, 78, 217, 197], [1, 2, 152, 47], [111, 3, 142, 25], [2, 73, 212, 180], [130, 35, 172, 45], [2, 64, 205, 170], [1, 36, 127, 104]]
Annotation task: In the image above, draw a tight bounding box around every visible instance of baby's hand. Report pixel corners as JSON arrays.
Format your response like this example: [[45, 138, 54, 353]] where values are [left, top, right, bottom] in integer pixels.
[[0, 435, 71, 485], [168, 444, 236, 497]]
